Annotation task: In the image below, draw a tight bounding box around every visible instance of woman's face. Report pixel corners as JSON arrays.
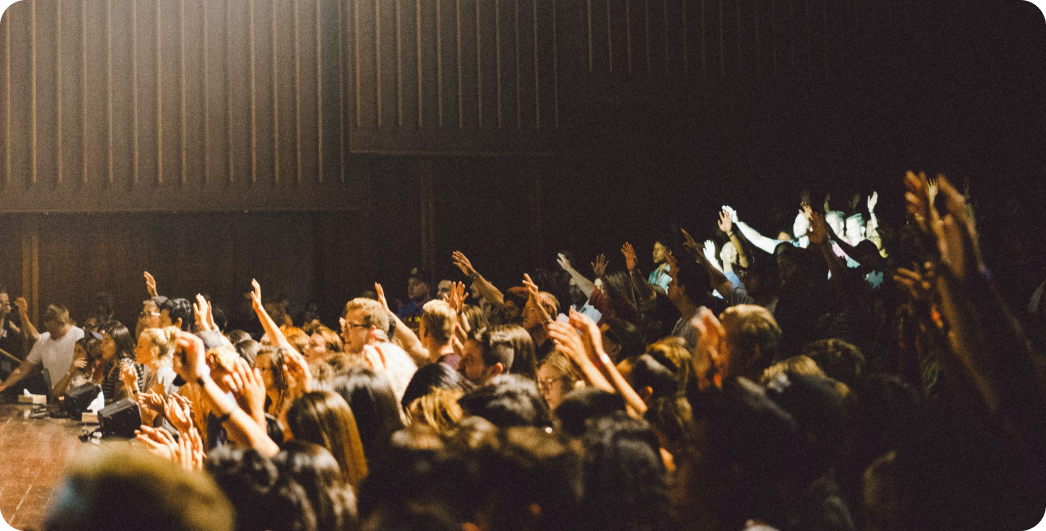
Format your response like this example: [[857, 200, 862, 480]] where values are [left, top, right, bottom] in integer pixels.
[[100, 333, 117, 360], [503, 300, 523, 322], [305, 333, 328, 363], [537, 364, 568, 411], [135, 335, 157, 366], [255, 352, 276, 391], [73, 343, 87, 361]]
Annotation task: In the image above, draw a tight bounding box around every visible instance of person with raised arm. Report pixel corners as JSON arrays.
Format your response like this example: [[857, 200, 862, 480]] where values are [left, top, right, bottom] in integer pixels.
[[521, 273, 559, 362], [724, 202, 811, 254], [452, 250, 525, 325], [556, 252, 602, 322], [0, 304, 84, 395], [375, 282, 430, 367], [339, 297, 417, 402]]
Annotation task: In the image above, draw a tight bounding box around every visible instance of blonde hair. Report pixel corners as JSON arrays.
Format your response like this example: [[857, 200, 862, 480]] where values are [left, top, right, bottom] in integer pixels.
[[420, 300, 457, 344], [719, 304, 781, 378], [343, 298, 390, 333], [139, 326, 180, 361], [538, 350, 582, 388], [759, 355, 825, 386], [407, 389, 465, 433]]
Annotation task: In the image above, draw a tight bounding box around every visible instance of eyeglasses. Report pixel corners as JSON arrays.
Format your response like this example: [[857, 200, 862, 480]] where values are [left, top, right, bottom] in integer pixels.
[[339, 318, 369, 330], [139, 311, 160, 318], [536, 377, 564, 392]]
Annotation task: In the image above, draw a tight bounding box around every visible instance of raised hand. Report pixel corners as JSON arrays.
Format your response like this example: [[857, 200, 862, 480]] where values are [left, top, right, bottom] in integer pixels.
[[591, 254, 608, 278], [137, 391, 165, 426], [680, 228, 701, 258], [174, 331, 210, 383], [703, 240, 718, 262], [718, 210, 733, 234], [523, 273, 541, 299], [375, 283, 391, 314], [567, 307, 606, 364], [621, 242, 638, 271], [849, 193, 861, 212], [14, 297, 27, 315], [894, 263, 934, 303], [721, 205, 739, 223], [823, 193, 832, 214], [194, 294, 213, 332], [165, 393, 195, 434], [120, 363, 140, 394], [927, 175, 939, 207], [806, 211, 829, 245], [282, 348, 313, 398], [225, 357, 267, 427], [547, 320, 588, 367], [664, 249, 678, 272], [691, 308, 723, 389], [556, 253, 573, 272], [867, 190, 878, 213], [173, 426, 205, 471], [249, 279, 264, 312], [800, 189, 811, 209], [452, 251, 478, 278], [447, 282, 467, 313], [905, 171, 934, 235], [144, 271, 158, 298]]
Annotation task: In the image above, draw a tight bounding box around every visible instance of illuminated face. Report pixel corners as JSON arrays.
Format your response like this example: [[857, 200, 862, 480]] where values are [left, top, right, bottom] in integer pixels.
[[135, 335, 158, 367], [503, 300, 523, 322], [254, 352, 276, 390], [826, 212, 846, 237], [100, 333, 117, 361], [537, 364, 568, 410], [140, 302, 162, 330], [846, 217, 867, 245], [340, 309, 371, 355], [652, 242, 668, 265], [305, 333, 328, 363], [458, 339, 488, 385], [720, 243, 738, 267], [408, 277, 430, 301], [436, 280, 453, 300], [0, 293, 10, 316]]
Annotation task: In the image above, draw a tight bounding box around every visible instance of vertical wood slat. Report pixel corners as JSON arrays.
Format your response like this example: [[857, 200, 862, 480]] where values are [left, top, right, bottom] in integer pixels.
[[317, 0, 323, 182], [295, 0, 301, 183], [56, 0, 61, 186], [31, 0, 37, 185], [3, 16, 7, 188], [271, 0, 278, 184]]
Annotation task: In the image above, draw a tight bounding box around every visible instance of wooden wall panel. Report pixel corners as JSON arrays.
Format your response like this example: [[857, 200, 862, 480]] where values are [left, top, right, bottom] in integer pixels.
[[0, 0, 360, 213]]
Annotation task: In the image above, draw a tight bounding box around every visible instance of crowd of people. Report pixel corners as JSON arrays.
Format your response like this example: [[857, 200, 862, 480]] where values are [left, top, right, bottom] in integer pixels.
[[1, 171, 1045, 531]]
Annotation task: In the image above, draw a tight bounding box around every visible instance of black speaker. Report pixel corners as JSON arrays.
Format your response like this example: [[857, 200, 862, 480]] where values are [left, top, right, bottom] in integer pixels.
[[98, 398, 142, 438], [62, 382, 102, 418]]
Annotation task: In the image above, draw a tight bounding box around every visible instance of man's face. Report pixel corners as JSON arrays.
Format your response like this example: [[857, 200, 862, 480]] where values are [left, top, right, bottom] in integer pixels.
[[340, 309, 371, 354], [503, 300, 523, 322], [666, 271, 685, 305], [0, 293, 10, 316], [846, 218, 866, 245], [408, 277, 430, 301], [436, 280, 453, 300], [720, 243, 738, 267], [793, 213, 810, 240], [652, 242, 668, 265], [458, 339, 489, 385], [140, 302, 162, 329]]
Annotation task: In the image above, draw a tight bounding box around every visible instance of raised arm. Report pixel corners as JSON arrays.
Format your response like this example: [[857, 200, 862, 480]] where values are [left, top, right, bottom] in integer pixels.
[[375, 282, 430, 366], [568, 309, 648, 417], [621, 243, 657, 311], [557, 253, 595, 298], [682, 228, 735, 297], [250, 280, 298, 355], [718, 209, 750, 268], [728, 206, 783, 255], [453, 251, 504, 306], [174, 331, 279, 456], [15, 297, 39, 345]]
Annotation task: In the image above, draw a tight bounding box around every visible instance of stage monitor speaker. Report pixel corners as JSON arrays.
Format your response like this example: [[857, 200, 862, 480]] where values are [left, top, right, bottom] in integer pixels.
[[97, 398, 141, 438], [62, 383, 102, 417]]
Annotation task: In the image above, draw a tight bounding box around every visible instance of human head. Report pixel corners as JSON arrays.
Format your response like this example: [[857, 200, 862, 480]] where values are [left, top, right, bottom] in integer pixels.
[[458, 374, 552, 428], [407, 389, 466, 433], [825, 210, 846, 237], [100, 320, 136, 362], [329, 368, 406, 466], [553, 387, 627, 437], [801, 338, 866, 388], [42, 304, 72, 337], [667, 265, 710, 308], [736, 257, 780, 298], [521, 291, 559, 331], [167, 297, 195, 331], [458, 328, 514, 385], [501, 287, 528, 324], [720, 241, 738, 268], [419, 299, 456, 347], [305, 326, 343, 363], [285, 390, 369, 489], [401, 362, 475, 410], [436, 280, 454, 301], [253, 346, 288, 399], [272, 440, 358, 531], [536, 350, 581, 411], [599, 318, 644, 363], [714, 305, 781, 382], [0, 287, 10, 317], [488, 324, 537, 381], [341, 298, 390, 354], [407, 268, 431, 302], [139, 298, 164, 330], [641, 336, 692, 396], [136, 326, 179, 368], [792, 212, 811, 240], [74, 337, 100, 365], [652, 239, 669, 265], [846, 213, 867, 245], [764, 371, 850, 478], [205, 446, 317, 531]]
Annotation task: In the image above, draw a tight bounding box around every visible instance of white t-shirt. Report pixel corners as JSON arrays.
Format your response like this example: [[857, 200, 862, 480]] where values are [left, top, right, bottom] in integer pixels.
[[26, 327, 85, 386]]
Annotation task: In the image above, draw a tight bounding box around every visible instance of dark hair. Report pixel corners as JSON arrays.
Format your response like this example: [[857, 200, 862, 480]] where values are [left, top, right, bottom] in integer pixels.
[[601, 318, 644, 362], [101, 320, 136, 361], [285, 390, 369, 489], [488, 324, 536, 379], [401, 362, 474, 410], [330, 368, 406, 466], [235, 339, 262, 366], [672, 264, 711, 301], [801, 338, 866, 388], [629, 354, 679, 401], [579, 413, 675, 531], [225, 329, 252, 344], [601, 271, 640, 324], [168, 298, 195, 332], [273, 440, 358, 531], [458, 374, 552, 428], [554, 388, 627, 437], [764, 371, 850, 478], [469, 328, 515, 374], [205, 446, 318, 531]]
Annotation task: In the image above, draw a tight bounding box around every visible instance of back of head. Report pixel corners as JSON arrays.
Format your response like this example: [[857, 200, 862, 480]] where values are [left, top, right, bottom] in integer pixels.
[[579, 413, 674, 531], [330, 368, 406, 466], [344, 298, 390, 333], [407, 389, 466, 433], [47, 448, 233, 531], [235, 339, 262, 366], [140, 326, 180, 362], [488, 324, 536, 379], [764, 370, 850, 477], [643, 336, 692, 395], [421, 300, 457, 344], [602, 318, 645, 362], [458, 374, 552, 428], [801, 338, 866, 388], [273, 440, 358, 531], [720, 305, 781, 380], [554, 387, 627, 437], [43, 304, 71, 326], [401, 362, 474, 410], [673, 264, 711, 303], [630, 354, 680, 401], [168, 298, 195, 331], [285, 390, 369, 489], [205, 446, 316, 531]]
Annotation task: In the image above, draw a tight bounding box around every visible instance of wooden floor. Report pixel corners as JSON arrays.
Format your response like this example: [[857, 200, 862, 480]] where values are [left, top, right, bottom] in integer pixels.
[[0, 404, 89, 531]]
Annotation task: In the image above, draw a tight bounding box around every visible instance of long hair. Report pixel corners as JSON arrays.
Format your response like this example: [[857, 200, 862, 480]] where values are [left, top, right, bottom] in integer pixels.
[[330, 368, 405, 466], [101, 321, 136, 361], [488, 324, 537, 380], [285, 390, 369, 490], [273, 440, 358, 531]]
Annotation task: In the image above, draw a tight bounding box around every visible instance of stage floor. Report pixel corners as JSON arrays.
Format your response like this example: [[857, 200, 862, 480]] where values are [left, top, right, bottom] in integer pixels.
[[0, 403, 100, 531]]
